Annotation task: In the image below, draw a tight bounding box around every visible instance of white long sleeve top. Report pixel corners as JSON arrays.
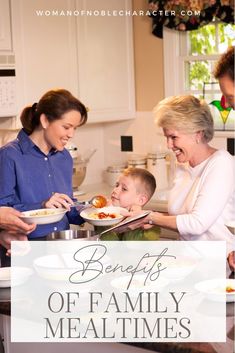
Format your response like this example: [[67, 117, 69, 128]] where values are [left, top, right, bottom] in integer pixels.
[[168, 150, 235, 255]]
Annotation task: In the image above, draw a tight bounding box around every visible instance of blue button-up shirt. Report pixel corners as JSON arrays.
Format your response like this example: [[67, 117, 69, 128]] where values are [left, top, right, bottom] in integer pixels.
[[0, 129, 84, 238]]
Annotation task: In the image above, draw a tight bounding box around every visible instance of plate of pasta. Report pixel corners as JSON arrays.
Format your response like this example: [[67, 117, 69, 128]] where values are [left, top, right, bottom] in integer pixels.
[[80, 206, 127, 226], [21, 208, 67, 225]]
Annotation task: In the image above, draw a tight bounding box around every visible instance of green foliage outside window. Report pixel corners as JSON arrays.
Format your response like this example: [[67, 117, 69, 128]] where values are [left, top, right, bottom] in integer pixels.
[[189, 24, 216, 55], [189, 62, 210, 90], [188, 23, 235, 90]]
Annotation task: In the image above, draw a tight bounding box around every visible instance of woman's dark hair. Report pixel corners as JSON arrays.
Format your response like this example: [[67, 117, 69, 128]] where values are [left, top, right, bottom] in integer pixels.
[[214, 46, 234, 81], [20, 89, 88, 134]]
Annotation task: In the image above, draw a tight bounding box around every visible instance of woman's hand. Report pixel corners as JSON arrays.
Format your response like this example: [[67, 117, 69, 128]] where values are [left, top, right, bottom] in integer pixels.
[[0, 207, 36, 234], [115, 210, 158, 233], [129, 211, 177, 231], [0, 230, 29, 256], [42, 193, 74, 210], [127, 211, 158, 230]]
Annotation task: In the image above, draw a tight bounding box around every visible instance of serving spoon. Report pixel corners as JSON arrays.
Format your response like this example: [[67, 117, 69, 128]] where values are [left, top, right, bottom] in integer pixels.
[[71, 195, 107, 209]]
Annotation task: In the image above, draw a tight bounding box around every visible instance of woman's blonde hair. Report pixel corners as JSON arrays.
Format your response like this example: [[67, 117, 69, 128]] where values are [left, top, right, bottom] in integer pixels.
[[154, 95, 214, 142]]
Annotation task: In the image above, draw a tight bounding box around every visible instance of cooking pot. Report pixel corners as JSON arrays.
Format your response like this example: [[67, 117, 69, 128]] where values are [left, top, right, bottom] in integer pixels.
[[46, 229, 98, 241]]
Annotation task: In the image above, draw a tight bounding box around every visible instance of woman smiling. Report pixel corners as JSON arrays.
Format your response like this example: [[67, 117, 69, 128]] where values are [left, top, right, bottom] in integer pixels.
[[131, 95, 235, 268], [0, 89, 87, 240]]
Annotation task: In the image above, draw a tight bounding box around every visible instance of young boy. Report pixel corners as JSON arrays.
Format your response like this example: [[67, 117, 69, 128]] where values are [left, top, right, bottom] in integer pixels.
[[100, 167, 160, 240]]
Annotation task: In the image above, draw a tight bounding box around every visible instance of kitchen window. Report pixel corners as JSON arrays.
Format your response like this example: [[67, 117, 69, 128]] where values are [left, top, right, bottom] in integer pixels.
[[163, 21, 235, 97], [163, 22, 235, 132]]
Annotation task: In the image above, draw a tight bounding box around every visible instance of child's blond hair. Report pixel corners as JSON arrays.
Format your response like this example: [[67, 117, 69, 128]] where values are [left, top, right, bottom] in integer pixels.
[[122, 167, 156, 202]]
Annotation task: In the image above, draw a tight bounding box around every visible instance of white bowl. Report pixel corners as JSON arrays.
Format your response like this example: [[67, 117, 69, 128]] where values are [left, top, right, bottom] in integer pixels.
[[111, 274, 169, 294], [225, 220, 235, 234], [0, 267, 33, 288], [34, 254, 75, 282], [80, 206, 126, 226], [195, 278, 235, 302], [0, 267, 11, 288], [163, 256, 198, 281], [34, 252, 110, 288], [21, 208, 67, 225]]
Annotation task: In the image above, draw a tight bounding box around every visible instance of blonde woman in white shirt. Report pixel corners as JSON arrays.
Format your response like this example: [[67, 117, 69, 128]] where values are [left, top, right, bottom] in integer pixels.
[[131, 95, 235, 270]]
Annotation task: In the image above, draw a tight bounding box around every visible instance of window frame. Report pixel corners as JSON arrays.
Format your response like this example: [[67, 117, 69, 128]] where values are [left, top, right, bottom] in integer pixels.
[[163, 27, 221, 97], [163, 27, 234, 137]]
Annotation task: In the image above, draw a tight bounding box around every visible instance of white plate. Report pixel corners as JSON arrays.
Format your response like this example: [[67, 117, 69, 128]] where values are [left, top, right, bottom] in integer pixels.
[[100, 211, 151, 236], [21, 208, 67, 225], [0, 267, 33, 288], [195, 278, 235, 302], [80, 206, 126, 226]]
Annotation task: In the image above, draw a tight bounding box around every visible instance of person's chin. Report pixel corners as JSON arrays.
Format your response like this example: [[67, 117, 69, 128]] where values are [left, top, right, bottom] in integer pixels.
[[177, 157, 184, 163], [56, 145, 65, 151], [176, 154, 186, 163], [111, 199, 120, 206]]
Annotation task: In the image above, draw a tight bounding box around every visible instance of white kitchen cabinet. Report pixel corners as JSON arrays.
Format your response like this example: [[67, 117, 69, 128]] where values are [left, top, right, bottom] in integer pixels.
[[75, 0, 135, 123], [11, 0, 135, 126], [11, 0, 78, 126], [0, 0, 12, 51]]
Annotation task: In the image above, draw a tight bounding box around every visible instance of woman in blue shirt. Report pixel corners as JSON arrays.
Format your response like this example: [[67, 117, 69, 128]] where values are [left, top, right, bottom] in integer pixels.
[[0, 89, 87, 239]]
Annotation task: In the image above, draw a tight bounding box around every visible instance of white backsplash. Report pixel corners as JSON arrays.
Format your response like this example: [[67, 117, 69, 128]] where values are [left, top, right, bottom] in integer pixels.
[[102, 111, 167, 166]]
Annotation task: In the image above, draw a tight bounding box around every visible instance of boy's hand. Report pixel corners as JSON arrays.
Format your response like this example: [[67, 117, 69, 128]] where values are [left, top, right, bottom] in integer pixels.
[[114, 210, 154, 233], [127, 211, 154, 230]]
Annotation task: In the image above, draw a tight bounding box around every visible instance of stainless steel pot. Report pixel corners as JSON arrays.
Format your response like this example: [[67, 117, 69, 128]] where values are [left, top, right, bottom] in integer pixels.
[[46, 229, 98, 241]]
